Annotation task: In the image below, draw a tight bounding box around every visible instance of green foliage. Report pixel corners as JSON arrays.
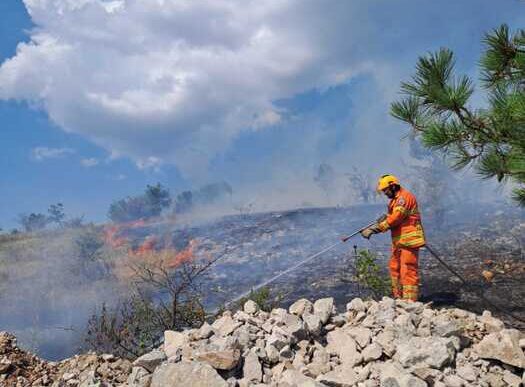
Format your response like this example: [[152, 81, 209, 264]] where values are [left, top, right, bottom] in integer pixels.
[[108, 183, 171, 222], [391, 24, 525, 205], [234, 286, 282, 313], [353, 250, 390, 300]]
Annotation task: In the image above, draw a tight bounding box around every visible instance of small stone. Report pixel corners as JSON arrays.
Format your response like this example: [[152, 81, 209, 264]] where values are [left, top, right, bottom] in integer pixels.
[[456, 365, 477, 382], [362, 343, 382, 363], [313, 297, 334, 324], [244, 300, 259, 315], [316, 365, 358, 386], [303, 314, 322, 335], [289, 299, 314, 316], [502, 370, 522, 387], [347, 298, 367, 313]]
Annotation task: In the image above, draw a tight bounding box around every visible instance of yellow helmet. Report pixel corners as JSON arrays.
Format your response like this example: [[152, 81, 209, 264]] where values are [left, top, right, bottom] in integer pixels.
[[377, 174, 400, 192]]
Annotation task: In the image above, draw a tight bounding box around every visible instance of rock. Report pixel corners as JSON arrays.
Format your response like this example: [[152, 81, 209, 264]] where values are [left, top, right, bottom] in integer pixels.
[[316, 365, 359, 386], [194, 348, 241, 370], [479, 311, 505, 333], [443, 375, 465, 387], [127, 366, 152, 387], [303, 314, 322, 335], [280, 313, 307, 340], [326, 329, 362, 366], [346, 326, 372, 349], [378, 361, 427, 387], [474, 329, 525, 368], [150, 361, 228, 387], [481, 373, 505, 387], [279, 345, 294, 362], [268, 328, 292, 350], [347, 298, 366, 313], [244, 300, 259, 315], [519, 338, 525, 349], [432, 315, 462, 338], [133, 350, 166, 373], [313, 297, 334, 324], [503, 370, 522, 387], [163, 330, 189, 359], [374, 326, 396, 357], [456, 365, 477, 382], [265, 344, 280, 364], [243, 350, 262, 382], [281, 369, 324, 386], [412, 367, 443, 384], [362, 343, 382, 363], [212, 314, 242, 337], [195, 322, 214, 340], [289, 299, 314, 316], [395, 336, 456, 369]]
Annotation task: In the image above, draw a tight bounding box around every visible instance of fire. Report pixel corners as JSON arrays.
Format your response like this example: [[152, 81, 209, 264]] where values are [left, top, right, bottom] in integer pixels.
[[103, 220, 197, 280]]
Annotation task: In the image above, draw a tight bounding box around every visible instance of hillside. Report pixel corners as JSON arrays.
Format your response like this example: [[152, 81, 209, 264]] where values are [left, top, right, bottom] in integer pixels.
[[0, 203, 524, 361]]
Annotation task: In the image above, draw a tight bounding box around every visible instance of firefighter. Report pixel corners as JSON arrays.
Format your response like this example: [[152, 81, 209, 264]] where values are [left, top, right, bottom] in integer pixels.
[[360, 175, 426, 301]]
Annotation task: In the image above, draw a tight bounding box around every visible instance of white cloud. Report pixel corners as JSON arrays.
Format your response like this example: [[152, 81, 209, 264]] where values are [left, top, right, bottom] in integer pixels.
[[32, 146, 75, 161], [80, 157, 99, 167], [0, 0, 378, 178], [3, 1, 521, 181]]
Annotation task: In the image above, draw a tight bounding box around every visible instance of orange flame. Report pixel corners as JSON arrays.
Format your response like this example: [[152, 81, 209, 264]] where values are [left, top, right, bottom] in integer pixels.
[[104, 220, 197, 280]]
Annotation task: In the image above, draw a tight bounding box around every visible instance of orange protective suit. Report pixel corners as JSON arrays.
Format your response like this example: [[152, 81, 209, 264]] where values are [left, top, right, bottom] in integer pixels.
[[377, 187, 425, 301]]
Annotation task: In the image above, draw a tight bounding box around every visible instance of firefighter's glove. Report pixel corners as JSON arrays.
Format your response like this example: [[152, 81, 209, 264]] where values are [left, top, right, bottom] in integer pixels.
[[361, 225, 380, 239], [376, 214, 387, 223]]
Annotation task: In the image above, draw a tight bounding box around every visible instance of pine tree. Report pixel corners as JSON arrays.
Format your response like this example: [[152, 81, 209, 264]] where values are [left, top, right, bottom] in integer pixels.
[[391, 24, 525, 205]]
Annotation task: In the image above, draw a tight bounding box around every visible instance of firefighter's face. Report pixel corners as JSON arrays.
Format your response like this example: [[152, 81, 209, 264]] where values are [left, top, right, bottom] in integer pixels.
[[382, 187, 396, 199]]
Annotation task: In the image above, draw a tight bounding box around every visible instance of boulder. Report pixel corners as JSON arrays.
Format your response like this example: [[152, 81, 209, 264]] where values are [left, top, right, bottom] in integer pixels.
[[346, 298, 366, 313], [474, 329, 525, 368], [212, 314, 242, 337], [316, 365, 358, 387], [303, 313, 322, 335], [313, 298, 334, 324], [379, 361, 427, 387], [362, 343, 383, 363], [289, 299, 314, 316], [163, 330, 189, 359], [150, 361, 228, 387], [243, 350, 262, 383], [346, 326, 372, 349], [395, 336, 456, 369], [326, 329, 362, 367], [127, 366, 152, 387], [133, 350, 166, 373], [280, 369, 324, 387], [479, 310, 505, 333], [194, 348, 241, 370]]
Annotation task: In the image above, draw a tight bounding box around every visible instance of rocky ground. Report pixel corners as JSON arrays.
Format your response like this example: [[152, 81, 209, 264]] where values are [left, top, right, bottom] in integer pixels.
[[2, 296, 525, 386]]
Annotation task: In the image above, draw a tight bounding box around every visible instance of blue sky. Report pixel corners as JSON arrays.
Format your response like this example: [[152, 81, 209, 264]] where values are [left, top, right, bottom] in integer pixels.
[[1, 1, 524, 228]]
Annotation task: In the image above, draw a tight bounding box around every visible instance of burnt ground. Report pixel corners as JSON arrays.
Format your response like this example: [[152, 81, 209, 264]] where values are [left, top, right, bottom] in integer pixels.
[[160, 202, 525, 330], [1, 201, 524, 360]]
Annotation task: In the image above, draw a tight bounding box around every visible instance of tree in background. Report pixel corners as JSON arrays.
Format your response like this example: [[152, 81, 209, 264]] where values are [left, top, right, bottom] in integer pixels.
[[17, 213, 49, 232], [345, 167, 374, 204], [108, 183, 171, 222], [47, 203, 65, 227], [314, 163, 336, 202], [391, 24, 525, 205]]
